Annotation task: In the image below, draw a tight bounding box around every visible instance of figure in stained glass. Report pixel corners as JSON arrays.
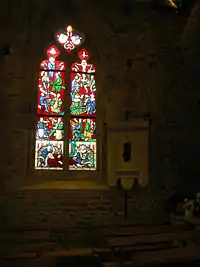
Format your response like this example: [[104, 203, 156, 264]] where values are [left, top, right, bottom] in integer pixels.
[[83, 118, 96, 141], [70, 73, 96, 116], [70, 49, 96, 117], [40, 71, 51, 91], [71, 118, 83, 141], [49, 117, 64, 140], [37, 117, 50, 140], [71, 61, 95, 73], [37, 143, 53, 167], [47, 152, 63, 168], [52, 72, 65, 93], [38, 71, 65, 115], [69, 141, 96, 170], [36, 141, 63, 169], [40, 60, 65, 72], [84, 93, 96, 115], [70, 118, 96, 142], [71, 49, 95, 73], [39, 92, 50, 113], [49, 93, 63, 114], [35, 45, 66, 170], [71, 73, 81, 92], [70, 90, 85, 116], [36, 117, 65, 141], [38, 46, 66, 116], [87, 75, 96, 91], [69, 48, 97, 170], [48, 57, 55, 77]]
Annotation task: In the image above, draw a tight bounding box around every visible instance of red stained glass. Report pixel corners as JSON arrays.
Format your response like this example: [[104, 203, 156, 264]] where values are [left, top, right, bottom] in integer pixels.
[[36, 43, 98, 171], [71, 49, 95, 73], [36, 46, 66, 170], [40, 59, 66, 71], [37, 71, 66, 115], [46, 45, 60, 58], [70, 118, 96, 142], [78, 48, 89, 61], [36, 116, 64, 141], [56, 25, 84, 53], [71, 62, 95, 73], [70, 73, 96, 117], [69, 48, 97, 170]]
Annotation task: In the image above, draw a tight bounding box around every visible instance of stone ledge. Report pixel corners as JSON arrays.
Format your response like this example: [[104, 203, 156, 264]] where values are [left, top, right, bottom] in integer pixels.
[[22, 180, 109, 190]]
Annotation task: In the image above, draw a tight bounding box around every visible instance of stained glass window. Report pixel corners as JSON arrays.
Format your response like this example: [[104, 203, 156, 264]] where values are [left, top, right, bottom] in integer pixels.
[[35, 45, 66, 169], [56, 25, 84, 53], [35, 29, 97, 171], [69, 49, 97, 170]]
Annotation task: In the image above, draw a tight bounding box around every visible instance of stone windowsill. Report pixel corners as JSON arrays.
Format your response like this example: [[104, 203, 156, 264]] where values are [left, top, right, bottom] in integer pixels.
[[22, 180, 109, 190]]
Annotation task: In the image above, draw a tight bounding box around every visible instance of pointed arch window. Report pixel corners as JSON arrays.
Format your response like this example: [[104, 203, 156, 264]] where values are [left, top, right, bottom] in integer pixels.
[[69, 49, 96, 170], [35, 26, 97, 171]]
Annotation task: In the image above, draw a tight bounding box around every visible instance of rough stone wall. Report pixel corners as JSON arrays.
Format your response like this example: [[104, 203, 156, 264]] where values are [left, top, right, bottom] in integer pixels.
[[1, 188, 169, 230], [1, 0, 200, 228]]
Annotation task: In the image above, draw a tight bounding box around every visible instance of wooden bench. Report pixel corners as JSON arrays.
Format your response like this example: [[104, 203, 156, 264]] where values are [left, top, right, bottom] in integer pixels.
[[103, 246, 200, 267], [0, 229, 55, 261], [0, 223, 198, 266], [104, 223, 193, 237], [107, 230, 199, 248], [101, 224, 200, 266]]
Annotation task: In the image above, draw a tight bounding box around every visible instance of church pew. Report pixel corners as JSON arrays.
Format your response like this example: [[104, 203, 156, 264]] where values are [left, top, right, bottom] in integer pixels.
[[0, 229, 55, 261], [1, 257, 56, 267], [0, 223, 196, 264], [106, 230, 199, 248], [0, 230, 51, 243], [102, 245, 200, 267], [0, 242, 55, 259], [103, 223, 193, 237]]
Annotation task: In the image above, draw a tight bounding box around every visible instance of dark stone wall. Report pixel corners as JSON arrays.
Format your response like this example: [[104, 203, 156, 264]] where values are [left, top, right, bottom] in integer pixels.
[[0, 188, 169, 230], [1, 0, 200, 228]]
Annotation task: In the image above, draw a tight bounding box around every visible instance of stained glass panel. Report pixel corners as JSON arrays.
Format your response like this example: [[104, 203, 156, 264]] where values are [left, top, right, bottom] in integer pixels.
[[71, 48, 95, 73], [70, 73, 96, 117], [69, 141, 96, 170], [69, 48, 97, 171], [70, 118, 96, 142], [35, 141, 64, 169], [36, 44, 98, 171], [35, 46, 66, 170], [40, 45, 66, 71], [37, 71, 66, 115], [40, 59, 66, 71], [56, 25, 84, 53], [71, 62, 95, 73], [36, 116, 64, 141]]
